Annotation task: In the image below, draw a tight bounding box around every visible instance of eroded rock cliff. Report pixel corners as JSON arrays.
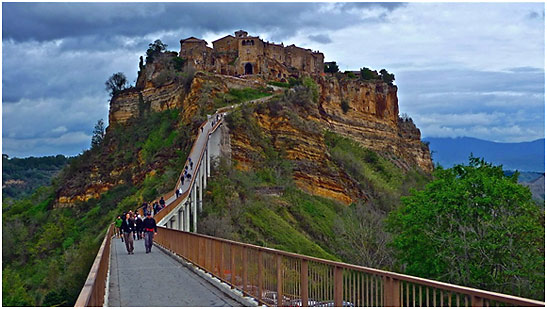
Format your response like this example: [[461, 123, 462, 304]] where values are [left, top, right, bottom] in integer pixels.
[[227, 76, 432, 205]]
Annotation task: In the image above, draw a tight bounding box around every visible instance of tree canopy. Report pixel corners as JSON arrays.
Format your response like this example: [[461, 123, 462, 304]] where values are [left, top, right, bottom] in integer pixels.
[[324, 62, 339, 73], [105, 72, 128, 97], [91, 119, 105, 149], [387, 156, 545, 300], [146, 39, 167, 64]]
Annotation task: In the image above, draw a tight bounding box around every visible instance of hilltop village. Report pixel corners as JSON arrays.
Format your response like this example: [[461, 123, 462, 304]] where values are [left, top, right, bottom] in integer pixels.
[[179, 30, 325, 79]]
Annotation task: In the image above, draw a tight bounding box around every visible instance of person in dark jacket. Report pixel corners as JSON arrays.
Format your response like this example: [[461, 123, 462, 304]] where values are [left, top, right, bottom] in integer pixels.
[[142, 213, 157, 253], [120, 213, 135, 254], [135, 215, 144, 240]]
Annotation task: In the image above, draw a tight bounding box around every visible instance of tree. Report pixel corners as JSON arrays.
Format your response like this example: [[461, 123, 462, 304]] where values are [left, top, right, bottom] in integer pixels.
[[105, 72, 128, 96], [359, 67, 378, 80], [324, 62, 339, 73], [379, 69, 395, 85], [387, 157, 545, 300], [146, 39, 168, 63], [91, 119, 105, 149]]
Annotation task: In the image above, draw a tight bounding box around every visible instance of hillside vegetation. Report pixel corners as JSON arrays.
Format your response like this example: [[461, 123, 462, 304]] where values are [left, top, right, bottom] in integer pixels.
[[3, 47, 543, 305], [2, 155, 69, 200], [199, 83, 430, 270], [2, 109, 194, 306]]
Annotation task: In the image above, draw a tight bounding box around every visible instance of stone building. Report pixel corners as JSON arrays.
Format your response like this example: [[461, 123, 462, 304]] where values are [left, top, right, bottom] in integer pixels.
[[180, 30, 324, 80]]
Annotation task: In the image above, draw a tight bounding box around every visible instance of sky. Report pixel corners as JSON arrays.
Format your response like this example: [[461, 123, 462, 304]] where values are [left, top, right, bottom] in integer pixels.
[[2, 2, 545, 158]]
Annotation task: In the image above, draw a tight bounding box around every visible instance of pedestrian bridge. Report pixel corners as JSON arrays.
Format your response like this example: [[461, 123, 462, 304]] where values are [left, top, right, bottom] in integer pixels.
[[75, 102, 544, 307], [76, 224, 543, 307]]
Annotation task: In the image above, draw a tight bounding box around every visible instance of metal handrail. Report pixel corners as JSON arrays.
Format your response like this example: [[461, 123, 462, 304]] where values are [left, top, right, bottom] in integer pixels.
[[74, 223, 115, 307], [154, 227, 545, 307], [153, 115, 223, 224]]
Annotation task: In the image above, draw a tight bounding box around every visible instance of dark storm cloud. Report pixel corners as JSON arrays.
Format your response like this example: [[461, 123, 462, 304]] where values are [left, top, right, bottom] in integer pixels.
[[1, 2, 544, 157], [3, 2, 399, 43], [308, 34, 332, 44]]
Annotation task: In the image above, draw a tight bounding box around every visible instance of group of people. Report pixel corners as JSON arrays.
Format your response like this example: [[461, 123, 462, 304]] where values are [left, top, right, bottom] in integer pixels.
[[180, 158, 194, 189], [210, 113, 224, 128], [139, 197, 166, 216], [114, 209, 158, 254]]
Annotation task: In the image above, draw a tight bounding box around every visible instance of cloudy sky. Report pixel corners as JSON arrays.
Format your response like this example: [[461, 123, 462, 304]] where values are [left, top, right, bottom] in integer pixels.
[[2, 2, 545, 157]]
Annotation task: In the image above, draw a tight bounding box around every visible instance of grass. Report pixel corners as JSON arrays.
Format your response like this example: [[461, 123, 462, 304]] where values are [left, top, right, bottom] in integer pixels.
[[214, 87, 271, 109], [268, 81, 290, 88], [324, 130, 403, 194]]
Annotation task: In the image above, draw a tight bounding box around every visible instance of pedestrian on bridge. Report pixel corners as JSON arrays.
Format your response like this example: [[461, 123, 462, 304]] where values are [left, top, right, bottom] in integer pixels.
[[181, 175, 185, 186], [159, 196, 165, 209], [135, 215, 144, 240], [115, 215, 123, 239], [143, 212, 158, 253], [120, 213, 135, 254]]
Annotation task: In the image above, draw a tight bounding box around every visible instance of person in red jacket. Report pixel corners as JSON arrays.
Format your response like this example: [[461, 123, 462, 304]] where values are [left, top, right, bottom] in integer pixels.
[[142, 212, 157, 253]]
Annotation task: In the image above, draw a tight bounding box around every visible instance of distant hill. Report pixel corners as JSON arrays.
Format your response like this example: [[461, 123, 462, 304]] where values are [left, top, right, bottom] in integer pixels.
[[424, 137, 545, 172], [524, 174, 545, 202], [2, 154, 69, 200]]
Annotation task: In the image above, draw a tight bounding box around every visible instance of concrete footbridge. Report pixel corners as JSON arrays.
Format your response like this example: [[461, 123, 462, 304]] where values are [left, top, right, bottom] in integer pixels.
[[75, 96, 544, 307]]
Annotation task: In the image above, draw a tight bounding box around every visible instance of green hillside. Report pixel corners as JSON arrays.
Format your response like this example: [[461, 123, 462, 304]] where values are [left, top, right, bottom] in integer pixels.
[[2, 154, 69, 200], [2, 109, 193, 306]]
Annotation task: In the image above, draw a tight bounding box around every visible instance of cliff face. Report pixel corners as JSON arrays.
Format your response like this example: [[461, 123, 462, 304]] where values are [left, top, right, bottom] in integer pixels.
[[228, 76, 433, 205], [57, 48, 431, 206], [56, 56, 266, 206], [317, 77, 432, 173]]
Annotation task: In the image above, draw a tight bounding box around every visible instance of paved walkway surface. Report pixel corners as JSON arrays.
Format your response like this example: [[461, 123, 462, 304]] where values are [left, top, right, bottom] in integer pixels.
[[108, 237, 240, 307]]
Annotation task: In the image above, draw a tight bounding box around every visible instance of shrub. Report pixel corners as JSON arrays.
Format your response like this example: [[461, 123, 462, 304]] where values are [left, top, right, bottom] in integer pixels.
[[324, 62, 339, 73], [340, 99, 350, 114], [171, 57, 186, 71], [302, 76, 319, 103], [359, 67, 378, 81], [268, 81, 290, 88]]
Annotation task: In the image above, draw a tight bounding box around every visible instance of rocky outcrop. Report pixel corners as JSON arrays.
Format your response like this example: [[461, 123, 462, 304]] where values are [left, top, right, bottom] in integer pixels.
[[317, 76, 433, 173], [228, 76, 433, 204]]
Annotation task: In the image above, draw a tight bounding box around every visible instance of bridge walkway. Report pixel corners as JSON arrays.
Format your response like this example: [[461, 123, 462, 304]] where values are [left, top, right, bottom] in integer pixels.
[[107, 237, 241, 307]]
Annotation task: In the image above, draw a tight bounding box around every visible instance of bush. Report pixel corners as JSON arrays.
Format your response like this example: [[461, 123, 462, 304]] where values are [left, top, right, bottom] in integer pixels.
[[302, 77, 319, 103], [340, 99, 350, 113], [379, 69, 395, 85], [360, 67, 378, 81], [172, 57, 186, 71], [324, 62, 339, 73], [268, 81, 290, 88]]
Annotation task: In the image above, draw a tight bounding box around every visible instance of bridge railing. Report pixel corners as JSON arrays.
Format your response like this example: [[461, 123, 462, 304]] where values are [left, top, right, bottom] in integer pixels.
[[75, 223, 114, 307], [153, 114, 224, 225], [155, 227, 544, 307]]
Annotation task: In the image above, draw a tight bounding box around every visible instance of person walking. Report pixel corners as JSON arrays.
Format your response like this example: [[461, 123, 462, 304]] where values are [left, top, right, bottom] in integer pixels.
[[159, 196, 165, 209], [190, 159, 194, 170], [120, 213, 135, 254], [115, 215, 123, 240], [141, 202, 148, 216], [143, 212, 158, 253], [135, 215, 144, 240]]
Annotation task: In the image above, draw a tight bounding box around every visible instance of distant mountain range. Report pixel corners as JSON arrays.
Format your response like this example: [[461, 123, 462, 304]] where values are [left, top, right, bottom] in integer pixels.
[[424, 137, 545, 173]]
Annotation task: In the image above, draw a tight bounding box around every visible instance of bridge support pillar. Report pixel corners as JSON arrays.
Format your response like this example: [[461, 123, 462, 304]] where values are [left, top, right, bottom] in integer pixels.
[[184, 202, 190, 232], [206, 146, 211, 177], [177, 208, 184, 231], [198, 163, 203, 213], [192, 183, 197, 233]]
